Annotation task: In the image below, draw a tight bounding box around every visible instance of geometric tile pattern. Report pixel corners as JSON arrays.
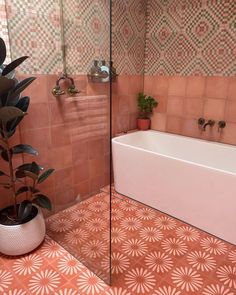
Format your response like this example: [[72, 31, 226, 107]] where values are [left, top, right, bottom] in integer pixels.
[[112, 0, 146, 75], [0, 0, 11, 63], [145, 0, 236, 76], [1, 187, 236, 294], [1, 0, 236, 75], [1, 0, 110, 75]]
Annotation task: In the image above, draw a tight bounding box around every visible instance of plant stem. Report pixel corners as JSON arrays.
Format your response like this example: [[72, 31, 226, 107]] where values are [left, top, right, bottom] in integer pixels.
[[5, 137, 17, 217]]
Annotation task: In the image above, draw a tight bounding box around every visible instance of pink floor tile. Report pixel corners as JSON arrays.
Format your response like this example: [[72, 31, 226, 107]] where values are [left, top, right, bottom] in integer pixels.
[[0, 188, 236, 294]]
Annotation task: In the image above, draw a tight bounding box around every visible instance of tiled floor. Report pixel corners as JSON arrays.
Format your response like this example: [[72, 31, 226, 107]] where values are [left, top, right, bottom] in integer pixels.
[[0, 188, 236, 295]]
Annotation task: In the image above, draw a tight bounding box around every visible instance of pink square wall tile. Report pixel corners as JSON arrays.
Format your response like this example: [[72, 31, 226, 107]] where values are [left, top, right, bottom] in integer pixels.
[[184, 98, 204, 119], [73, 180, 90, 198], [154, 95, 167, 113], [21, 103, 50, 130], [143, 75, 157, 95], [166, 116, 183, 134], [168, 76, 187, 97], [21, 74, 48, 104], [151, 113, 166, 131], [186, 76, 206, 98], [220, 122, 236, 145], [128, 95, 139, 113], [225, 100, 236, 123], [182, 118, 202, 138], [54, 167, 74, 194], [88, 138, 104, 159], [51, 125, 71, 147], [73, 161, 90, 184], [203, 98, 226, 120], [21, 127, 51, 149], [49, 145, 73, 170], [72, 141, 89, 166], [205, 77, 229, 99], [129, 112, 138, 130], [228, 77, 236, 100], [167, 97, 184, 116]]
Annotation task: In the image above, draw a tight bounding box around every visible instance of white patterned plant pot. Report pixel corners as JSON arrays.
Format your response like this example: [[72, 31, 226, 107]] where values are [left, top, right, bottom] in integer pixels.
[[0, 206, 46, 256]]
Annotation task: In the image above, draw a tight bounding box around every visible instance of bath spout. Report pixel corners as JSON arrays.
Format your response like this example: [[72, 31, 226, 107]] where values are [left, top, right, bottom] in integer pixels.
[[203, 119, 215, 131]]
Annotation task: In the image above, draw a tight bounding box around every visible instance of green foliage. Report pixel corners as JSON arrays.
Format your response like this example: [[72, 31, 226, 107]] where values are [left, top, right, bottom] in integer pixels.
[[137, 92, 158, 119], [0, 37, 54, 224]]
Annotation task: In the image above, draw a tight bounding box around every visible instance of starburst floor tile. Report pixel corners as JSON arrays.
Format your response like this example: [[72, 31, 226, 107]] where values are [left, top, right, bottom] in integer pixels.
[[1, 188, 236, 294]]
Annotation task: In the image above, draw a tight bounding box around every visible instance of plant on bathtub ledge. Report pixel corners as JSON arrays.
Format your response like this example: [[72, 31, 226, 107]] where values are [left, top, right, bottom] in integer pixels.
[[137, 92, 158, 130], [0, 37, 54, 256]]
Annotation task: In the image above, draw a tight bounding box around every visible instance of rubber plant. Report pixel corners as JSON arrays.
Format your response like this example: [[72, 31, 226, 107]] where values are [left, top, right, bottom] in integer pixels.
[[0, 37, 54, 225]]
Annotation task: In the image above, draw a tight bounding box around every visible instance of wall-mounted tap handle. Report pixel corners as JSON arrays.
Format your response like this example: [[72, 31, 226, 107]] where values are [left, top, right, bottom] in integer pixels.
[[203, 119, 215, 131], [218, 120, 226, 132], [198, 118, 205, 126]]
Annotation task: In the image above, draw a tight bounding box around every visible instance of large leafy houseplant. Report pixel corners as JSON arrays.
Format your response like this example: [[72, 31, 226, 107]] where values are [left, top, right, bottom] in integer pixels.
[[137, 92, 158, 130], [0, 37, 54, 226]]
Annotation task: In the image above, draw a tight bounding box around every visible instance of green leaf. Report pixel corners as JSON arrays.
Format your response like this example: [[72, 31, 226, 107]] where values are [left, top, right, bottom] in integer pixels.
[[0, 77, 15, 95], [1, 150, 9, 162], [15, 169, 38, 181], [2, 56, 29, 76], [10, 77, 36, 99], [0, 170, 6, 176], [0, 38, 6, 66], [33, 194, 52, 211], [0, 106, 24, 125], [15, 96, 30, 112], [11, 144, 38, 156], [38, 169, 54, 184], [16, 186, 40, 196], [18, 200, 32, 220]]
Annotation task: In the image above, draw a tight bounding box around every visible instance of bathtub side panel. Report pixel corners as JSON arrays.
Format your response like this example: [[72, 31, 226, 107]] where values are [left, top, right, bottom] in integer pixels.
[[112, 142, 236, 245]]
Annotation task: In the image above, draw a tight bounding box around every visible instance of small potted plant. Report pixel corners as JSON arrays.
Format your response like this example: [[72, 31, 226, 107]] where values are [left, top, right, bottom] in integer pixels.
[[137, 92, 158, 130], [0, 37, 54, 256]]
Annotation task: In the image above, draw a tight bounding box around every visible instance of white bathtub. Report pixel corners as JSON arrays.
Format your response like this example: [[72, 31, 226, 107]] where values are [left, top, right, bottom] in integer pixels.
[[112, 130, 236, 245]]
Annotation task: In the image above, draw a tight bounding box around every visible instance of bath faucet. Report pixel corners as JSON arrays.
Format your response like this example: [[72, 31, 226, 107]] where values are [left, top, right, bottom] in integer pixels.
[[203, 119, 215, 131]]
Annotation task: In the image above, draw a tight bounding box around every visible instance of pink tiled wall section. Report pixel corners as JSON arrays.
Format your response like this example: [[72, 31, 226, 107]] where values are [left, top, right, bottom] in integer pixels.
[[0, 74, 110, 211], [144, 75, 236, 145], [112, 75, 143, 135], [112, 0, 146, 75], [145, 0, 236, 76]]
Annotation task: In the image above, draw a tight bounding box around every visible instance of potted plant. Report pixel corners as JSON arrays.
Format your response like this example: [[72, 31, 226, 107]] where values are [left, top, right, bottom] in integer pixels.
[[137, 92, 158, 130], [0, 37, 54, 256]]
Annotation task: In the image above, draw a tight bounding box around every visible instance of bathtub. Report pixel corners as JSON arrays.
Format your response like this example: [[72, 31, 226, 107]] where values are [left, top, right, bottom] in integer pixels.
[[112, 130, 236, 245]]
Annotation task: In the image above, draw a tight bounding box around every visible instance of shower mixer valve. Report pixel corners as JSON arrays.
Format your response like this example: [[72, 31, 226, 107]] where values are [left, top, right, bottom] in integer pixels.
[[197, 118, 226, 132], [52, 74, 80, 97]]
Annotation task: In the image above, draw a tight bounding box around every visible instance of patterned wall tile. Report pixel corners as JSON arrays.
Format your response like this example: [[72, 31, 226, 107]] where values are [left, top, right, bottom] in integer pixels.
[[0, 0, 10, 63], [1, 0, 110, 75], [112, 0, 146, 75], [145, 0, 236, 76]]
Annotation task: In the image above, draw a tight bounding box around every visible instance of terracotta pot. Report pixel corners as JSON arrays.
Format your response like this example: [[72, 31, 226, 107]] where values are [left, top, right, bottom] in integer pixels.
[[137, 118, 151, 130], [0, 205, 46, 256]]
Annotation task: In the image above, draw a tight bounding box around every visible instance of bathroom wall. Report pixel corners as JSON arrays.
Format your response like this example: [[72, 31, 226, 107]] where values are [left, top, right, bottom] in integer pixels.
[[0, 0, 111, 210], [144, 0, 236, 145], [111, 0, 146, 135]]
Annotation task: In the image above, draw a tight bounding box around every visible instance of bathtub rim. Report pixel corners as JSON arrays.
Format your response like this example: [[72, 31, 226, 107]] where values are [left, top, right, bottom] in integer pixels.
[[112, 130, 236, 176]]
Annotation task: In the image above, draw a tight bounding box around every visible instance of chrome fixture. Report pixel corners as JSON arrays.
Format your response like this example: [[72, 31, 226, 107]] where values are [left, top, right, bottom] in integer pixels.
[[218, 120, 226, 132], [52, 0, 80, 97], [87, 60, 118, 83], [203, 119, 215, 131]]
